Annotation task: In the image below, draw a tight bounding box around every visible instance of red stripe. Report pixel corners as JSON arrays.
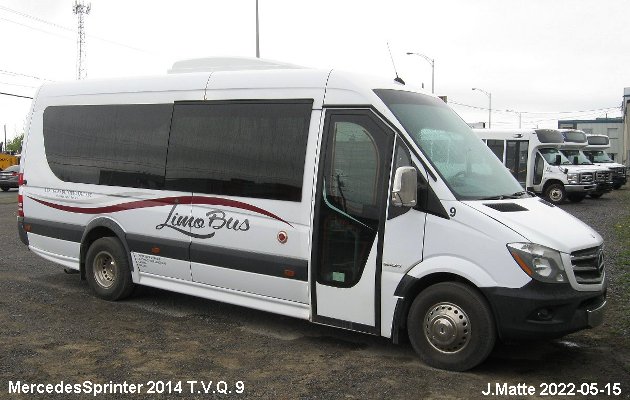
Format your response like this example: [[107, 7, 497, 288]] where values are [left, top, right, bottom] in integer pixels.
[[29, 196, 293, 227]]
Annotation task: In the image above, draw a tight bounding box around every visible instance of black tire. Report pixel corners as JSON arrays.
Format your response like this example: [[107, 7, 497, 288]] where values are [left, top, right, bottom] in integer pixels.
[[589, 192, 603, 199], [567, 194, 585, 202], [1, 187, 9, 192], [407, 282, 496, 371], [544, 183, 566, 204], [85, 237, 134, 301]]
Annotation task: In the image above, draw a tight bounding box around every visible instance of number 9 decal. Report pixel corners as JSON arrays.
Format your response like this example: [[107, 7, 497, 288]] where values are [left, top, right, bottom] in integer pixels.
[[449, 207, 456, 217]]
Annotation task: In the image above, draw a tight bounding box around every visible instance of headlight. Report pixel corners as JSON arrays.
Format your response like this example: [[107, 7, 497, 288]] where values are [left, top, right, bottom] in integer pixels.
[[567, 173, 579, 184], [507, 243, 566, 283]]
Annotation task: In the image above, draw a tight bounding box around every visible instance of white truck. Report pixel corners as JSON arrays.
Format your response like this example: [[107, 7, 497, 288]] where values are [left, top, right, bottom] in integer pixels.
[[473, 128, 597, 203], [582, 134, 627, 190], [558, 129, 613, 199]]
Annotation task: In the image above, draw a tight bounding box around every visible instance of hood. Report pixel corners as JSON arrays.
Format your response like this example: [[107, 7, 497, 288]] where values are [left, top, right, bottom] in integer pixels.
[[463, 197, 602, 254], [563, 165, 597, 172]]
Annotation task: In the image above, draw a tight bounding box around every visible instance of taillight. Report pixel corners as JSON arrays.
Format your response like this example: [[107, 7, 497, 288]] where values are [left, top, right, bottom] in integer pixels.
[[18, 194, 24, 217], [18, 173, 25, 217], [12, 172, 18, 176]]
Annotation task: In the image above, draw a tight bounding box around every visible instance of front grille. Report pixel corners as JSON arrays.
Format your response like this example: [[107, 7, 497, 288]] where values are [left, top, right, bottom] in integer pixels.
[[596, 170, 611, 183], [579, 172, 593, 184], [570, 246, 604, 285]]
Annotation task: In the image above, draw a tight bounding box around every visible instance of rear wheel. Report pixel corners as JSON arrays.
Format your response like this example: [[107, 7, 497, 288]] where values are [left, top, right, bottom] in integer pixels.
[[85, 237, 134, 301], [1, 187, 9, 192], [544, 183, 566, 204], [407, 282, 496, 371], [589, 192, 603, 199]]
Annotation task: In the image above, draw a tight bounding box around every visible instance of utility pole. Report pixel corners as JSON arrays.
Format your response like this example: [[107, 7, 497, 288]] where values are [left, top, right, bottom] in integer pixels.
[[73, 1, 91, 80], [406, 52, 435, 94], [255, 0, 260, 58], [472, 88, 492, 128]]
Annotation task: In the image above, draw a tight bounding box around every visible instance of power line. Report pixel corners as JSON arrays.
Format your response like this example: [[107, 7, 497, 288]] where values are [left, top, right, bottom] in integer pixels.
[[0, 4, 70, 31], [0, 69, 53, 81], [0, 4, 161, 56], [450, 100, 618, 116], [0, 81, 37, 88], [0, 91, 33, 99], [0, 15, 74, 41]]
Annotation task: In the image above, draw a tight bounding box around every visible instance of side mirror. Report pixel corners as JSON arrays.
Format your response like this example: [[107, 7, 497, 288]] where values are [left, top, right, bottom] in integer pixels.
[[392, 166, 417, 207], [555, 155, 561, 165]]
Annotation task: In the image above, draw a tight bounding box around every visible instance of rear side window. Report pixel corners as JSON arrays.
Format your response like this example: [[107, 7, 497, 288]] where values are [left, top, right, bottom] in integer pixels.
[[165, 101, 312, 201], [43, 104, 173, 189]]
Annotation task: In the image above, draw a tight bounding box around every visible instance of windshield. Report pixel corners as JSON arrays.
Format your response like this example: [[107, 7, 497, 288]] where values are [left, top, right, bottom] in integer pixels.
[[540, 148, 571, 165], [584, 150, 613, 163], [561, 149, 592, 165], [375, 90, 524, 200]]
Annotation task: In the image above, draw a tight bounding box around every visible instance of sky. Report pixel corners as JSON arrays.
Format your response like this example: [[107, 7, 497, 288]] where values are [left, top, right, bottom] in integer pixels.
[[1, 0, 628, 143]]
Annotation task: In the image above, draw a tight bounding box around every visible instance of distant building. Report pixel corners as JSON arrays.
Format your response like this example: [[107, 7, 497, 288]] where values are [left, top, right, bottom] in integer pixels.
[[558, 117, 624, 162]]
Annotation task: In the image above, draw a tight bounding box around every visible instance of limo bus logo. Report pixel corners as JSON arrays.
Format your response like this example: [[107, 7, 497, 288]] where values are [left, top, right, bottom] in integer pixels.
[[156, 204, 250, 239], [29, 195, 292, 240]]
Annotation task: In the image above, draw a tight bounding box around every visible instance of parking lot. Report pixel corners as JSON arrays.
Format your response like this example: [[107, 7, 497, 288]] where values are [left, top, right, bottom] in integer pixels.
[[1, 189, 629, 399]]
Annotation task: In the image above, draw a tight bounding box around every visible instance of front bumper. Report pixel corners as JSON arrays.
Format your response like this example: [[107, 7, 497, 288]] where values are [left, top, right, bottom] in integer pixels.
[[481, 279, 607, 340], [612, 175, 627, 187], [0, 181, 18, 189], [565, 184, 595, 193], [593, 181, 614, 194]]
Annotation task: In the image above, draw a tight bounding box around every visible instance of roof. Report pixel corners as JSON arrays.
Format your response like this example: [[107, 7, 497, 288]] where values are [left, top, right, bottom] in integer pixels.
[[558, 118, 623, 125]]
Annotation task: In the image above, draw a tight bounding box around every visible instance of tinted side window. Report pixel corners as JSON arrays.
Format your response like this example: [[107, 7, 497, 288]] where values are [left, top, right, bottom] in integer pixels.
[[487, 139, 504, 162], [165, 101, 312, 201], [43, 104, 173, 189]]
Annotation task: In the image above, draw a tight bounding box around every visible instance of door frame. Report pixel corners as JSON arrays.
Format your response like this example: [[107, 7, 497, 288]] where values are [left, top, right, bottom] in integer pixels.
[[310, 107, 394, 335]]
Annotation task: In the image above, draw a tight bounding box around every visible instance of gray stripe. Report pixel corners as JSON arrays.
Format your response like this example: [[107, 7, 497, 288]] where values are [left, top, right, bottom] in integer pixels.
[[190, 243, 308, 281]]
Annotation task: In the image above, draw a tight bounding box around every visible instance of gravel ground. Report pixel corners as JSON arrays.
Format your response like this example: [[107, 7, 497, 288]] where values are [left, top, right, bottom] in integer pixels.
[[0, 189, 629, 400]]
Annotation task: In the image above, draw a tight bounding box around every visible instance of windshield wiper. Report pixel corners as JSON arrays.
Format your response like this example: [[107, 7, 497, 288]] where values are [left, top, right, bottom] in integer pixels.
[[479, 191, 530, 200]]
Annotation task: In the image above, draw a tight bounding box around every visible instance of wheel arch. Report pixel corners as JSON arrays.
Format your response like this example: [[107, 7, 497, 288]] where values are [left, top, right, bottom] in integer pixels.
[[542, 179, 565, 193], [80, 217, 132, 280], [391, 272, 495, 345]]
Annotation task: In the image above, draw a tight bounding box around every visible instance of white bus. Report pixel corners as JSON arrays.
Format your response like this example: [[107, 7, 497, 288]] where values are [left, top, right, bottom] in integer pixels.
[[18, 58, 607, 371], [473, 128, 598, 203], [583, 134, 627, 190], [558, 129, 613, 199]]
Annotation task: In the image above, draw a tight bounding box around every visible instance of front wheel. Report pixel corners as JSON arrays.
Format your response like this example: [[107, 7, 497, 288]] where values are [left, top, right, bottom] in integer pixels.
[[544, 183, 566, 204], [1, 187, 9, 192], [85, 237, 134, 301], [407, 282, 496, 371], [589, 192, 603, 199]]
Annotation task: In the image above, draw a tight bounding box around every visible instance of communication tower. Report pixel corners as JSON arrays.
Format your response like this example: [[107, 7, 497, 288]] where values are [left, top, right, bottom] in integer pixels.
[[72, 1, 91, 80]]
